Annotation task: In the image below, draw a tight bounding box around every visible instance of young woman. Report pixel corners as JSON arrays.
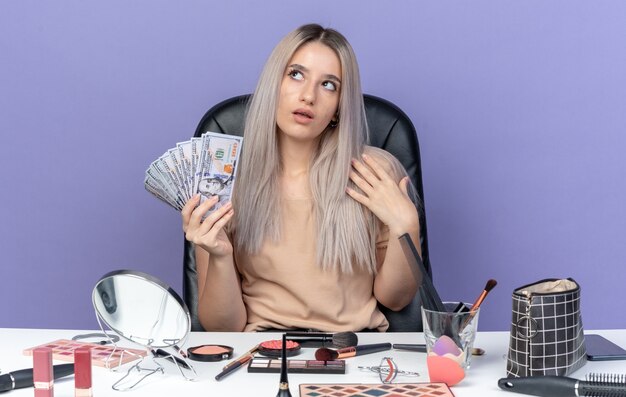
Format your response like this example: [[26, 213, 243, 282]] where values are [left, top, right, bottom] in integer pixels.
[[182, 24, 421, 332]]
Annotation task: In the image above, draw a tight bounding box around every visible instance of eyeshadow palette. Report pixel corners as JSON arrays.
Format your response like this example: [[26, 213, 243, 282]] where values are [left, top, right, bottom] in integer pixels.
[[23, 339, 146, 368], [247, 358, 345, 374], [299, 382, 455, 397]]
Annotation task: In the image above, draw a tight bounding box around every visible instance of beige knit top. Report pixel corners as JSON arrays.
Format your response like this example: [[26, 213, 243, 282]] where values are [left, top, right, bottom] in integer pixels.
[[235, 196, 389, 332]]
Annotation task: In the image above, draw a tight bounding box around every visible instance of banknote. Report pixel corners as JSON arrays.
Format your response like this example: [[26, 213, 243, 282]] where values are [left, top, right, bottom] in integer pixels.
[[144, 132, 243, 214]]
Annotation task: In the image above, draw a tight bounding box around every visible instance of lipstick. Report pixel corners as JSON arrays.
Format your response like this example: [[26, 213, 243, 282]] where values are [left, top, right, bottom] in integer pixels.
[[33, 347, 54, 397], [74, 347, 92, 397]]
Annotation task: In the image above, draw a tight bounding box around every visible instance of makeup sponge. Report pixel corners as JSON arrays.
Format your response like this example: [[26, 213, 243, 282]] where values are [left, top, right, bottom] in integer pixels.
[[431, 335, 462, 357], [426, 355, 465, 386], [427, 335, 466, 386]]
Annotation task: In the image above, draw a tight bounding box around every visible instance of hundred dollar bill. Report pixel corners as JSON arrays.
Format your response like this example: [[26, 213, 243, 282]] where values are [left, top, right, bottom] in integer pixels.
[[144, 131, 243, 214], [153, 155, 186, 209], [144, 175, 181, 210], [146, 159, 182, 208], [167, 147, 189, 201], [176, 141, 194, 199], [196, 132, 243, 214]]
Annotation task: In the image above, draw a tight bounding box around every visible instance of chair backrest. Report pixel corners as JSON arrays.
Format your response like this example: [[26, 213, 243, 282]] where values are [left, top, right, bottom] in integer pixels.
[[183, 94, 432, 332]]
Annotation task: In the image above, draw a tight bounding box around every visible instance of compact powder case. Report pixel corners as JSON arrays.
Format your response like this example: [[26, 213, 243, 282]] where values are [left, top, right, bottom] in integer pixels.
[[257, 339, 301, 358], [187, 344, 234, 362]]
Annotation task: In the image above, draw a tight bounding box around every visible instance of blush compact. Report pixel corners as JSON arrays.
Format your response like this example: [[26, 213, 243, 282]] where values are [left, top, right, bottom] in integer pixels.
[[258, 339, 301, 358], [187, 344, 234, 362]]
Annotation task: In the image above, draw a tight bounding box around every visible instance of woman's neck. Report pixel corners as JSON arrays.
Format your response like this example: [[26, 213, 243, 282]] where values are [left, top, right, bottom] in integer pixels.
[[278, 135, 317, 197], [278, 134, 318, 177]]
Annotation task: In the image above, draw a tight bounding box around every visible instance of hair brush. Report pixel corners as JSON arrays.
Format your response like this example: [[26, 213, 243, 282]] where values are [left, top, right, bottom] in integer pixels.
[[498, 373, 626, 396]]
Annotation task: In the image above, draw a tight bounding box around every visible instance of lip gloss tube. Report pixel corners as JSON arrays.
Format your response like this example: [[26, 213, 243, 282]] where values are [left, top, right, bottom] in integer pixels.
[[33, 347, 54, 397], [74, 347, 93, 397]]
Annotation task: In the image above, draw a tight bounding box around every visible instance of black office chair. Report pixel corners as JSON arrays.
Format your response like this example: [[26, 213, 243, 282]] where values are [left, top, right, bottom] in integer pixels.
[[183, 94, 432, 332]]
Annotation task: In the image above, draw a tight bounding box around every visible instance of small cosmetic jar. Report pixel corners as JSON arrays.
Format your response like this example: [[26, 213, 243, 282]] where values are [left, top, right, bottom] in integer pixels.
[[187, 344, 234, 362], [258, 339, 301, 358]]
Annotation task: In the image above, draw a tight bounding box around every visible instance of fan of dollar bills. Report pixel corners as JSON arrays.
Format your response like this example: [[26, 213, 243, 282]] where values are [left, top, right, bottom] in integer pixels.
[[144, 131, 243, 213]]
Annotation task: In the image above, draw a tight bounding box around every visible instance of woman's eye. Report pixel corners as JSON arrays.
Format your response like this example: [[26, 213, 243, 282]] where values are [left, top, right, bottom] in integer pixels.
[[288, 70, 304, 80], [322, 81, 337, 91]]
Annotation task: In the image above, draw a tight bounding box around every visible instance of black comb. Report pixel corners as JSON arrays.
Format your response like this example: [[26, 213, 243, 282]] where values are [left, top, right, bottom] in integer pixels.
[[498, 373, 626, 396]]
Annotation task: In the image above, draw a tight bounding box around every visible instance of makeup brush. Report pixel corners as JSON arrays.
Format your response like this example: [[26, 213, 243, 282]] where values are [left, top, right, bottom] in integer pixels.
[[398, 233, 446, 312], [469, 279, 498, 314], [460, 279, 497, 331], [498, 373, 626, 396], [315, 343, 392, 361], [276, 333, 292, 397], [285, 331, 358, 348], [222, 344, 260, 370], [393, 343, 485, 356]]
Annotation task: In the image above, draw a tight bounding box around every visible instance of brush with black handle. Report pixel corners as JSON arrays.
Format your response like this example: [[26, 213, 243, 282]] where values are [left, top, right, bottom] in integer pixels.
[[393, 343, 485, 356], [315, 343, 392, 361], [285, 331, 358, 348], [398, 233, 446, 313], [498, 373, 626, 396], [0, 364, 74, 392]]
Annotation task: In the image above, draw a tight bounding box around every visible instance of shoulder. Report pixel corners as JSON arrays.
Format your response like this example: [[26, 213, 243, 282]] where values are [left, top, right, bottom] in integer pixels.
[[363, 146, 406, 182]]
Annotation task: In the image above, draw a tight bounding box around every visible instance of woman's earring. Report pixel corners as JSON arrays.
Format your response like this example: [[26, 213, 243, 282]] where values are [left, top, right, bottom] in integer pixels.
[[329, 116, 339, 129]]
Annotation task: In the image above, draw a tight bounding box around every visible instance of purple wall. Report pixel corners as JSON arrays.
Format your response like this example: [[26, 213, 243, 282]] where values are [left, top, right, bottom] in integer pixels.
[[1, 1, 625, 331]]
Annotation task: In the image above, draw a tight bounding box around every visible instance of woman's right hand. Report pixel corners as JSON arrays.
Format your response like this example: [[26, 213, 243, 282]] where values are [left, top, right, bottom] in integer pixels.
[[181, 194, 234, 257]]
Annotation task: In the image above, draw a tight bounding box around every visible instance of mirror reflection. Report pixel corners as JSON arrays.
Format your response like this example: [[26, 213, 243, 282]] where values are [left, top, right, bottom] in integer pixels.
[[92, 270, 190, 349]]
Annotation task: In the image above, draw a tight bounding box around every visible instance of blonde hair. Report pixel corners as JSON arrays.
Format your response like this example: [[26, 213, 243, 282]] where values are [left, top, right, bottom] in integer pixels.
[[233, 24, 397, 274]]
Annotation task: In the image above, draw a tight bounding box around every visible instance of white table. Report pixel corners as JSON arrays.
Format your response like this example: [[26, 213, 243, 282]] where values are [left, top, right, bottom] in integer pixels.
[[1, 328, 625, 396]]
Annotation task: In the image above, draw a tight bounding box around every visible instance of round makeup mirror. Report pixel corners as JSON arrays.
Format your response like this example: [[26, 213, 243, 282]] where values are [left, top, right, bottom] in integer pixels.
[[92, 270, 190, 349]]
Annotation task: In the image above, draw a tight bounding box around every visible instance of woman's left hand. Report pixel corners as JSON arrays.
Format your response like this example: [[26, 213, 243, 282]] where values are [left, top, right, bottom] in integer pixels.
[[346, 154, 419, 236]]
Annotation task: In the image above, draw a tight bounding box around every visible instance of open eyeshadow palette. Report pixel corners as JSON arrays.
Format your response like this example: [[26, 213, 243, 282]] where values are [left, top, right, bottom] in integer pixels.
[[247, 358, 345, 374], [299, 382, 455, 397], [23, 339, 147, 367]]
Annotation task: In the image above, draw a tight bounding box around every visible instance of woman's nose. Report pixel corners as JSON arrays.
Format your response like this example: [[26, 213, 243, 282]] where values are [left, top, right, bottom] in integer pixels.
[[300, 82, 316, 105]]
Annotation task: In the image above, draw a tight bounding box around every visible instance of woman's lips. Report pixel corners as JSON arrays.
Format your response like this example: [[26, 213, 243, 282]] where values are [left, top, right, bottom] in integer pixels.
[[293, 109, 314, 124]]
